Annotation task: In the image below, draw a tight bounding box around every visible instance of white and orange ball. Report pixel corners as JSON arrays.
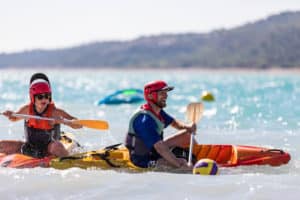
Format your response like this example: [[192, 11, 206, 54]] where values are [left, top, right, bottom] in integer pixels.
[[193, 158, 219, 175]]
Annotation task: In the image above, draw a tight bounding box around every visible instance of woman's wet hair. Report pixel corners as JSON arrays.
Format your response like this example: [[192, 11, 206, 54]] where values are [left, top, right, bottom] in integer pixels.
[[30, 73, 50, 85]]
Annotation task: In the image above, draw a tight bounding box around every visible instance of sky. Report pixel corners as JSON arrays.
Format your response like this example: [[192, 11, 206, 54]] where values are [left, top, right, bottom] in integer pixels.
[[1, 0, 300, 53]]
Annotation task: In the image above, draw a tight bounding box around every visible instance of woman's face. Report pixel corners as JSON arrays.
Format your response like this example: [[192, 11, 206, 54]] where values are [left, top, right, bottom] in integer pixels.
[[34, 93, 51, 111]]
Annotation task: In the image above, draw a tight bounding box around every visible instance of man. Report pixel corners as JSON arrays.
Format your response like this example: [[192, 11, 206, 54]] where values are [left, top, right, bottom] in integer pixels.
[[1, 73, 82, 158], [125, 80, 197, 169]]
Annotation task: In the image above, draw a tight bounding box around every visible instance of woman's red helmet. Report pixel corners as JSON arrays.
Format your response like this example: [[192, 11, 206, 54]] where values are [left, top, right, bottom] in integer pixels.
[[29, 79, 51, 102], [144, 80, 174, 103]]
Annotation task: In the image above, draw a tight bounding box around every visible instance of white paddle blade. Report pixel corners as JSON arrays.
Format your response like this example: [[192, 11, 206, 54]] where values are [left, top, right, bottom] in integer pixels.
[[186, 102, 204, 123]]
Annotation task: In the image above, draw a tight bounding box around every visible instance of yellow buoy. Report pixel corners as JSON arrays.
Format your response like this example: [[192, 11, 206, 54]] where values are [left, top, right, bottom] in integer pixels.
[[201, 91, 215, 102]]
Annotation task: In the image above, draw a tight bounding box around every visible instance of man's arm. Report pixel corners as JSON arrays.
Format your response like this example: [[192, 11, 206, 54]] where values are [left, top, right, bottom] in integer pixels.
[[171, 119, 197, 133], [160, 110, 196, 132], [154, 140, 186, 168]]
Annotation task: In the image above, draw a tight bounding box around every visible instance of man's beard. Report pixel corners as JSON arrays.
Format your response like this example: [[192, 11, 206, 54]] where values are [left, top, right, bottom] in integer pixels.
[[155, 101, 166, 108]]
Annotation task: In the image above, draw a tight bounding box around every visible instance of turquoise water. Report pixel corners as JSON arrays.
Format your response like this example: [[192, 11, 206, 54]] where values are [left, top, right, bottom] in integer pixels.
[[0, 69, 299, 199]]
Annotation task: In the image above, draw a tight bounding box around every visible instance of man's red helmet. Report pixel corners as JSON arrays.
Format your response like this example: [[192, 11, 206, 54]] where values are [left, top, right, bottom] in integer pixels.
[[144, 80, 174, 103], [29, 79, 51, 102]]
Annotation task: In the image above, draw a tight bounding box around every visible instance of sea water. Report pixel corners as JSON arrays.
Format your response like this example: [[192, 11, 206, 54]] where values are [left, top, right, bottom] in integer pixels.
[[0, 69, 299, 199]]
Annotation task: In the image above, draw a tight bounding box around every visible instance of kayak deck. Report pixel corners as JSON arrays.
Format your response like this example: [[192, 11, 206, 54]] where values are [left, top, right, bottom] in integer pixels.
[[51, 144, 141, 171], [50, 144, 291, 170]]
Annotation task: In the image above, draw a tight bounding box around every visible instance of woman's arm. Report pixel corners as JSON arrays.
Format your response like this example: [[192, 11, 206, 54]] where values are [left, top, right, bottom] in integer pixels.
[[53, 108, 82, 129], [2, 105, 29, 122]]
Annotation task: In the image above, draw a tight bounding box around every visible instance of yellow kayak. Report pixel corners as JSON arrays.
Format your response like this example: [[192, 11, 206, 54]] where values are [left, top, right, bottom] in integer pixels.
[[50, 143, 291, 170], [51, 144, 143, 171]]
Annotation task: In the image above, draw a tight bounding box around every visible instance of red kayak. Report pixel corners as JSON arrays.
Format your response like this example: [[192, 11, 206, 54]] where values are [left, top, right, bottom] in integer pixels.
[[191, 144, 291, 167], [0, 132, 80, 168], [0, 153, 52, 168]]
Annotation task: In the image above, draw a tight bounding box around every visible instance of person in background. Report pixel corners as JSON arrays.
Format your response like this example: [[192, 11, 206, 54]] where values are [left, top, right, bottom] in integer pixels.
[[125, 80, 197, 170], [1, 73, 82, 158]]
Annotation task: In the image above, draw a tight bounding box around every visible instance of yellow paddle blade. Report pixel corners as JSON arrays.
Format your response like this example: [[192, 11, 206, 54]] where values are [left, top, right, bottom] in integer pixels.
[[73, 120, 109, 130], [186, 102, 204, 123]]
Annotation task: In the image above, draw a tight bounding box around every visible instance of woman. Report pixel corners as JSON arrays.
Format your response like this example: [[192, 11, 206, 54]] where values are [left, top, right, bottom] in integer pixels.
[[1, 73, 82, 158]]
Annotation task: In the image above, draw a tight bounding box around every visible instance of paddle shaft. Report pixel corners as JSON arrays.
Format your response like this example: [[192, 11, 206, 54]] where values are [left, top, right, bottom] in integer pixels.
[[188, 133, 194, 166], [2, 113, 75, 124], [13, 113, 66, 122], [1, 113, 109, 130]]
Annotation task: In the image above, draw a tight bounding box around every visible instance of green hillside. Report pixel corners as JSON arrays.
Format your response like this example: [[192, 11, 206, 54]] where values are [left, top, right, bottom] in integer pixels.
[[1, 11, 300, 68]]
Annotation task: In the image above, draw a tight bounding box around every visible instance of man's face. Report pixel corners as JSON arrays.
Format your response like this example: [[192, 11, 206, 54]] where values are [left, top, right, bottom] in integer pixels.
[[155, 90, 168, 108]]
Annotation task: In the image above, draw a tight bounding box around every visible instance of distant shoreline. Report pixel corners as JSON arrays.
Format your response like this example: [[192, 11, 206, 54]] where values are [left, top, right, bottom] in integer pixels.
[[1, 66, 300, 74], [1, 12, 300, 70]]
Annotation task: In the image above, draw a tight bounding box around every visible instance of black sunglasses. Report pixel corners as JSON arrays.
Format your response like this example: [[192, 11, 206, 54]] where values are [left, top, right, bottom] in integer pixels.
[[35, 93, 51, 100]]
